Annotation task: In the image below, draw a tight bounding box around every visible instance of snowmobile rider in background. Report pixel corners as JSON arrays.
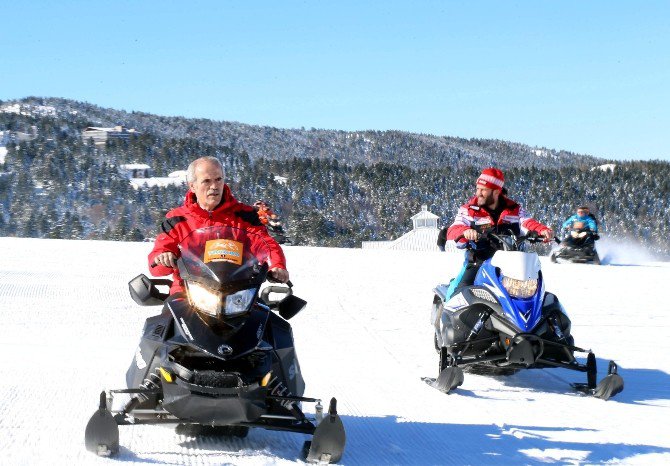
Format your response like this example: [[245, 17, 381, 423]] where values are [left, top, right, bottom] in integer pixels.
[[445, 167, 553, 298], [562, 206, 599, 236], [150, 156, 289, 294], [560, 206, 599, 246]]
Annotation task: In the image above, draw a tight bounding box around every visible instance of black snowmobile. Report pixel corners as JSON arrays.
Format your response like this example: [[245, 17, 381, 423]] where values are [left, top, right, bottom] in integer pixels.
[[429, 231, 623, 400], [550, 229, 600, 264], [85, 225, 345, 463]]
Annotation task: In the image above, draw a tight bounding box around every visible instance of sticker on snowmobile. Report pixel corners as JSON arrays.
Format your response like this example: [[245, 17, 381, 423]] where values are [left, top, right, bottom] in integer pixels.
[[203, 239, 243, 265], [446, 293, 468, 310], [179, 317, 194, 340], [134, 347, 147, 369], [474, 218, 492, 226]]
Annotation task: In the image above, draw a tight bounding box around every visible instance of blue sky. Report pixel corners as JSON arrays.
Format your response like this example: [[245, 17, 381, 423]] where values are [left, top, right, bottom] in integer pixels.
[[1, 1, 668, 161]]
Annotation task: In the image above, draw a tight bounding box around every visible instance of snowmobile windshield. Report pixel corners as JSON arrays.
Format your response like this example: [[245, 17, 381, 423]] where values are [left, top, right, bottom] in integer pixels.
[[176, 226, 271, 318], [178, 226, 270, 291]]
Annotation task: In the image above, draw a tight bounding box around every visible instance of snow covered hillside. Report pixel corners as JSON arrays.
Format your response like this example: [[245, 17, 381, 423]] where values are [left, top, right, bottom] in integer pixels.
[[1, 237, 669, 465]]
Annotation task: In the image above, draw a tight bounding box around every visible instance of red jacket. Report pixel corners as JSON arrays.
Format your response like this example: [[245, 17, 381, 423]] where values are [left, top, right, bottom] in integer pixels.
[[149, 185, 287, 294], [447, 195, 550, 244]]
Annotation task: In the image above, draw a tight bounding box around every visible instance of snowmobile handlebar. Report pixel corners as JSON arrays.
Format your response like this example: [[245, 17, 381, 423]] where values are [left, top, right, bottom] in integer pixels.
[[457, 230, 544, 251]]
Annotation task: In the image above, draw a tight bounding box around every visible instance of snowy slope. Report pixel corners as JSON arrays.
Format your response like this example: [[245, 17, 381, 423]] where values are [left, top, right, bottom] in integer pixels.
[[1, 237, 669, 465]]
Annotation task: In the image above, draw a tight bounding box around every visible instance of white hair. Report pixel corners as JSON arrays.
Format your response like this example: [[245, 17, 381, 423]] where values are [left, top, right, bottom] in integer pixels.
[[186, 156, 224, 183]]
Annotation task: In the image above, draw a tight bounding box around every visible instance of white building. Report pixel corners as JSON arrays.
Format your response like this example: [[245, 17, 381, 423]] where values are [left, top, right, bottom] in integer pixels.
[[118, 164, 187, 189], [119, 163, 152, 179], [362, 205, 455, 252], [82, 125, 138, 145]]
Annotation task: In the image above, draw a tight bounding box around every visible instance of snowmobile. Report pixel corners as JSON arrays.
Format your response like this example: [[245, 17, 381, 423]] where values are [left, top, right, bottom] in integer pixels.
[[85, 226, 345, 463], [430, 230, 623, 400], [550, 228, 600, 264]]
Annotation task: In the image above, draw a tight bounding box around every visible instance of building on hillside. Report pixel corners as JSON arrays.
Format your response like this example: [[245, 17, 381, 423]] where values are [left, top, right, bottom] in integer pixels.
[[362, 205, 455, 252], [81, 125, 138, 145], [119, 163, 152, 179], [119, 163, 187, 189], [0, 127, 38, 144], [129, 170, 187, 189]]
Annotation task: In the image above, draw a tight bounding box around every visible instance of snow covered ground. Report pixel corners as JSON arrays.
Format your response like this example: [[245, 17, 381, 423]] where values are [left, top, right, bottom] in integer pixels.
[[1, 237, 669, 465]]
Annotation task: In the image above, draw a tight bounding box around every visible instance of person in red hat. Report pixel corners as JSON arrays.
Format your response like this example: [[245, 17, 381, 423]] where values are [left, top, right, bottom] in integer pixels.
[[443, 167, 553, 297]]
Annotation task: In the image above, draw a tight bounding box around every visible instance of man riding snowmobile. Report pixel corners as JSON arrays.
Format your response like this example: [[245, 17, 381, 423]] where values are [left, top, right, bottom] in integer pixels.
[[84, 158, 345, 462], [551, 206, 600, 264], [444, 167, 553, 299]]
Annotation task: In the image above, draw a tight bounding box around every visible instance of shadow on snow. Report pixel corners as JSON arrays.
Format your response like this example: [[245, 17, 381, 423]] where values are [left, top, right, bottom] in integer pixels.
[[111, 414, 669, 465]]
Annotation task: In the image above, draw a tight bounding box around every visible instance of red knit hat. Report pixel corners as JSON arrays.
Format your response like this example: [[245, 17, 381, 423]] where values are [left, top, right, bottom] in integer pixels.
[[476, 167, 504, 191]]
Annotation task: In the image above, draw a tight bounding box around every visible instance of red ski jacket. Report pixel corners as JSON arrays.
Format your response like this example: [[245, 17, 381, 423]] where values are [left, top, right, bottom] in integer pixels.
[[148, 185, 287, 294], [447, 195, 550, 244]]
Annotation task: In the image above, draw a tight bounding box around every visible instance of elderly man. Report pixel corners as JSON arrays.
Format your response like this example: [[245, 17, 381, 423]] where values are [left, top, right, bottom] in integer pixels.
[[149, 156, 289, 294], [444, 167, 553, 298]]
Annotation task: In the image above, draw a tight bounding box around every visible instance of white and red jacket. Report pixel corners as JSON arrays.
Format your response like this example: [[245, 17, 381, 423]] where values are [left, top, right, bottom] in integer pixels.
[[447, 195, 550, 245]]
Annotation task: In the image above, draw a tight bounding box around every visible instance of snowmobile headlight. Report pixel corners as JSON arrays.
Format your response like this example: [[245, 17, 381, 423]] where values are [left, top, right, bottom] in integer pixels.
[[187, 282, 223, 317], [223, 288, 256, 317], [501, 276, 538, 299]]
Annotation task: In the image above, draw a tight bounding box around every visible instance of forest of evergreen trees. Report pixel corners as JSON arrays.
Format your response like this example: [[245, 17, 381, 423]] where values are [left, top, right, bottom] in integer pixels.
[[1, 98, 669, 258]]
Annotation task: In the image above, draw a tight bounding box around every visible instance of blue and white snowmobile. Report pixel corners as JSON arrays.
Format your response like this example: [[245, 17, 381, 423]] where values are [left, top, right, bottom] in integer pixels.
[[430, 231, 623, 400]]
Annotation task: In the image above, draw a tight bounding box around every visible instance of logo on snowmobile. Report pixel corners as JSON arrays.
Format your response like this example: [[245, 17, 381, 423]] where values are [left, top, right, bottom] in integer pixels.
[[179, 317, 194, 340], [203, 239, 243, 265], [134, 347, 147, 369], [217, 344, 233, 356], [256, 323, 263, 340], [446, 293, 468, 310], [288, 362, 297, 380]]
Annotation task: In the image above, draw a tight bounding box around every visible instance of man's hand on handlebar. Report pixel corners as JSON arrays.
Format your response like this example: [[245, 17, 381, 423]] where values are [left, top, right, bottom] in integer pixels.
[[154, 252, 177, 268], [269, 267, 290, 283], [463, 229, 481, 241], [540, 228, 554, 242]]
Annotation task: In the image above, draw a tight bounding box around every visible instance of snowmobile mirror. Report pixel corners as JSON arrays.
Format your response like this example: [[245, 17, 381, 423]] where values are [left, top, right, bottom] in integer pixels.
[[128, 274, 171, 306], [277, 295, 307, 320]]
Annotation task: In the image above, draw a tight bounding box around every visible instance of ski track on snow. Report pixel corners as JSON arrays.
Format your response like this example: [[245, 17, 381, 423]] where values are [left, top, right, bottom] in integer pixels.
[[0, 237, 669, 465]]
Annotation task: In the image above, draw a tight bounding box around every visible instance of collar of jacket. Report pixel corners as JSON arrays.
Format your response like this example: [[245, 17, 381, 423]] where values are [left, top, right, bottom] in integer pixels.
[[183, 184, 239, 217]]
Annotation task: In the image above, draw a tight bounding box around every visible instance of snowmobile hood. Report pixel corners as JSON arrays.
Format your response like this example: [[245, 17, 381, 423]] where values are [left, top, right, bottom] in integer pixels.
[[490, 251, 540, 281]]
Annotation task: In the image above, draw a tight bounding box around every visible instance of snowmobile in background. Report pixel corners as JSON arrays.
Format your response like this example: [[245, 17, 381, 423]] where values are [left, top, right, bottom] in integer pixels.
[[254, 200, 292, 245], [551, 228, 600, 264], [429, 230, 623, 400], [85, 226, 345, 463]]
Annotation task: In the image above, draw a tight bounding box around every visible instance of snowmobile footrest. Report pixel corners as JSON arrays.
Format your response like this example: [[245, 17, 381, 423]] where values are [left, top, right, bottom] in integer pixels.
[[435, 366, 464, 393], [305, 398, 346, 464], [84, 391, 120, 457]]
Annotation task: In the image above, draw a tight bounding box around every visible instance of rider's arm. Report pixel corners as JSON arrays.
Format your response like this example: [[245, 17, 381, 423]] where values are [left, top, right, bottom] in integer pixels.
[[148, 217, 181, 276], [519, 206, 553, 239], [561, 216, 575, 230], [240, 207, 289, 282], [446, 205, 473, 243], [585, 217, 598, 232]]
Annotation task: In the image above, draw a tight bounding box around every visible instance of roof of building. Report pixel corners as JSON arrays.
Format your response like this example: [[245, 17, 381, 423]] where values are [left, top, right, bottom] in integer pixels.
[[411, 206, 439, 221]]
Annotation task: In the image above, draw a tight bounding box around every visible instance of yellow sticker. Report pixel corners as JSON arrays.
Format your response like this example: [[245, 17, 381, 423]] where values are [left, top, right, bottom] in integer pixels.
[[204, 239, 243, 265]]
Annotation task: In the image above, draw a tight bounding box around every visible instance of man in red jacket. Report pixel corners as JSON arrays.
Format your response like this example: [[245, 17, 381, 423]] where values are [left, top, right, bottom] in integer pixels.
[[149, 156, 289, 294], [444, 167, 553, 298]]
